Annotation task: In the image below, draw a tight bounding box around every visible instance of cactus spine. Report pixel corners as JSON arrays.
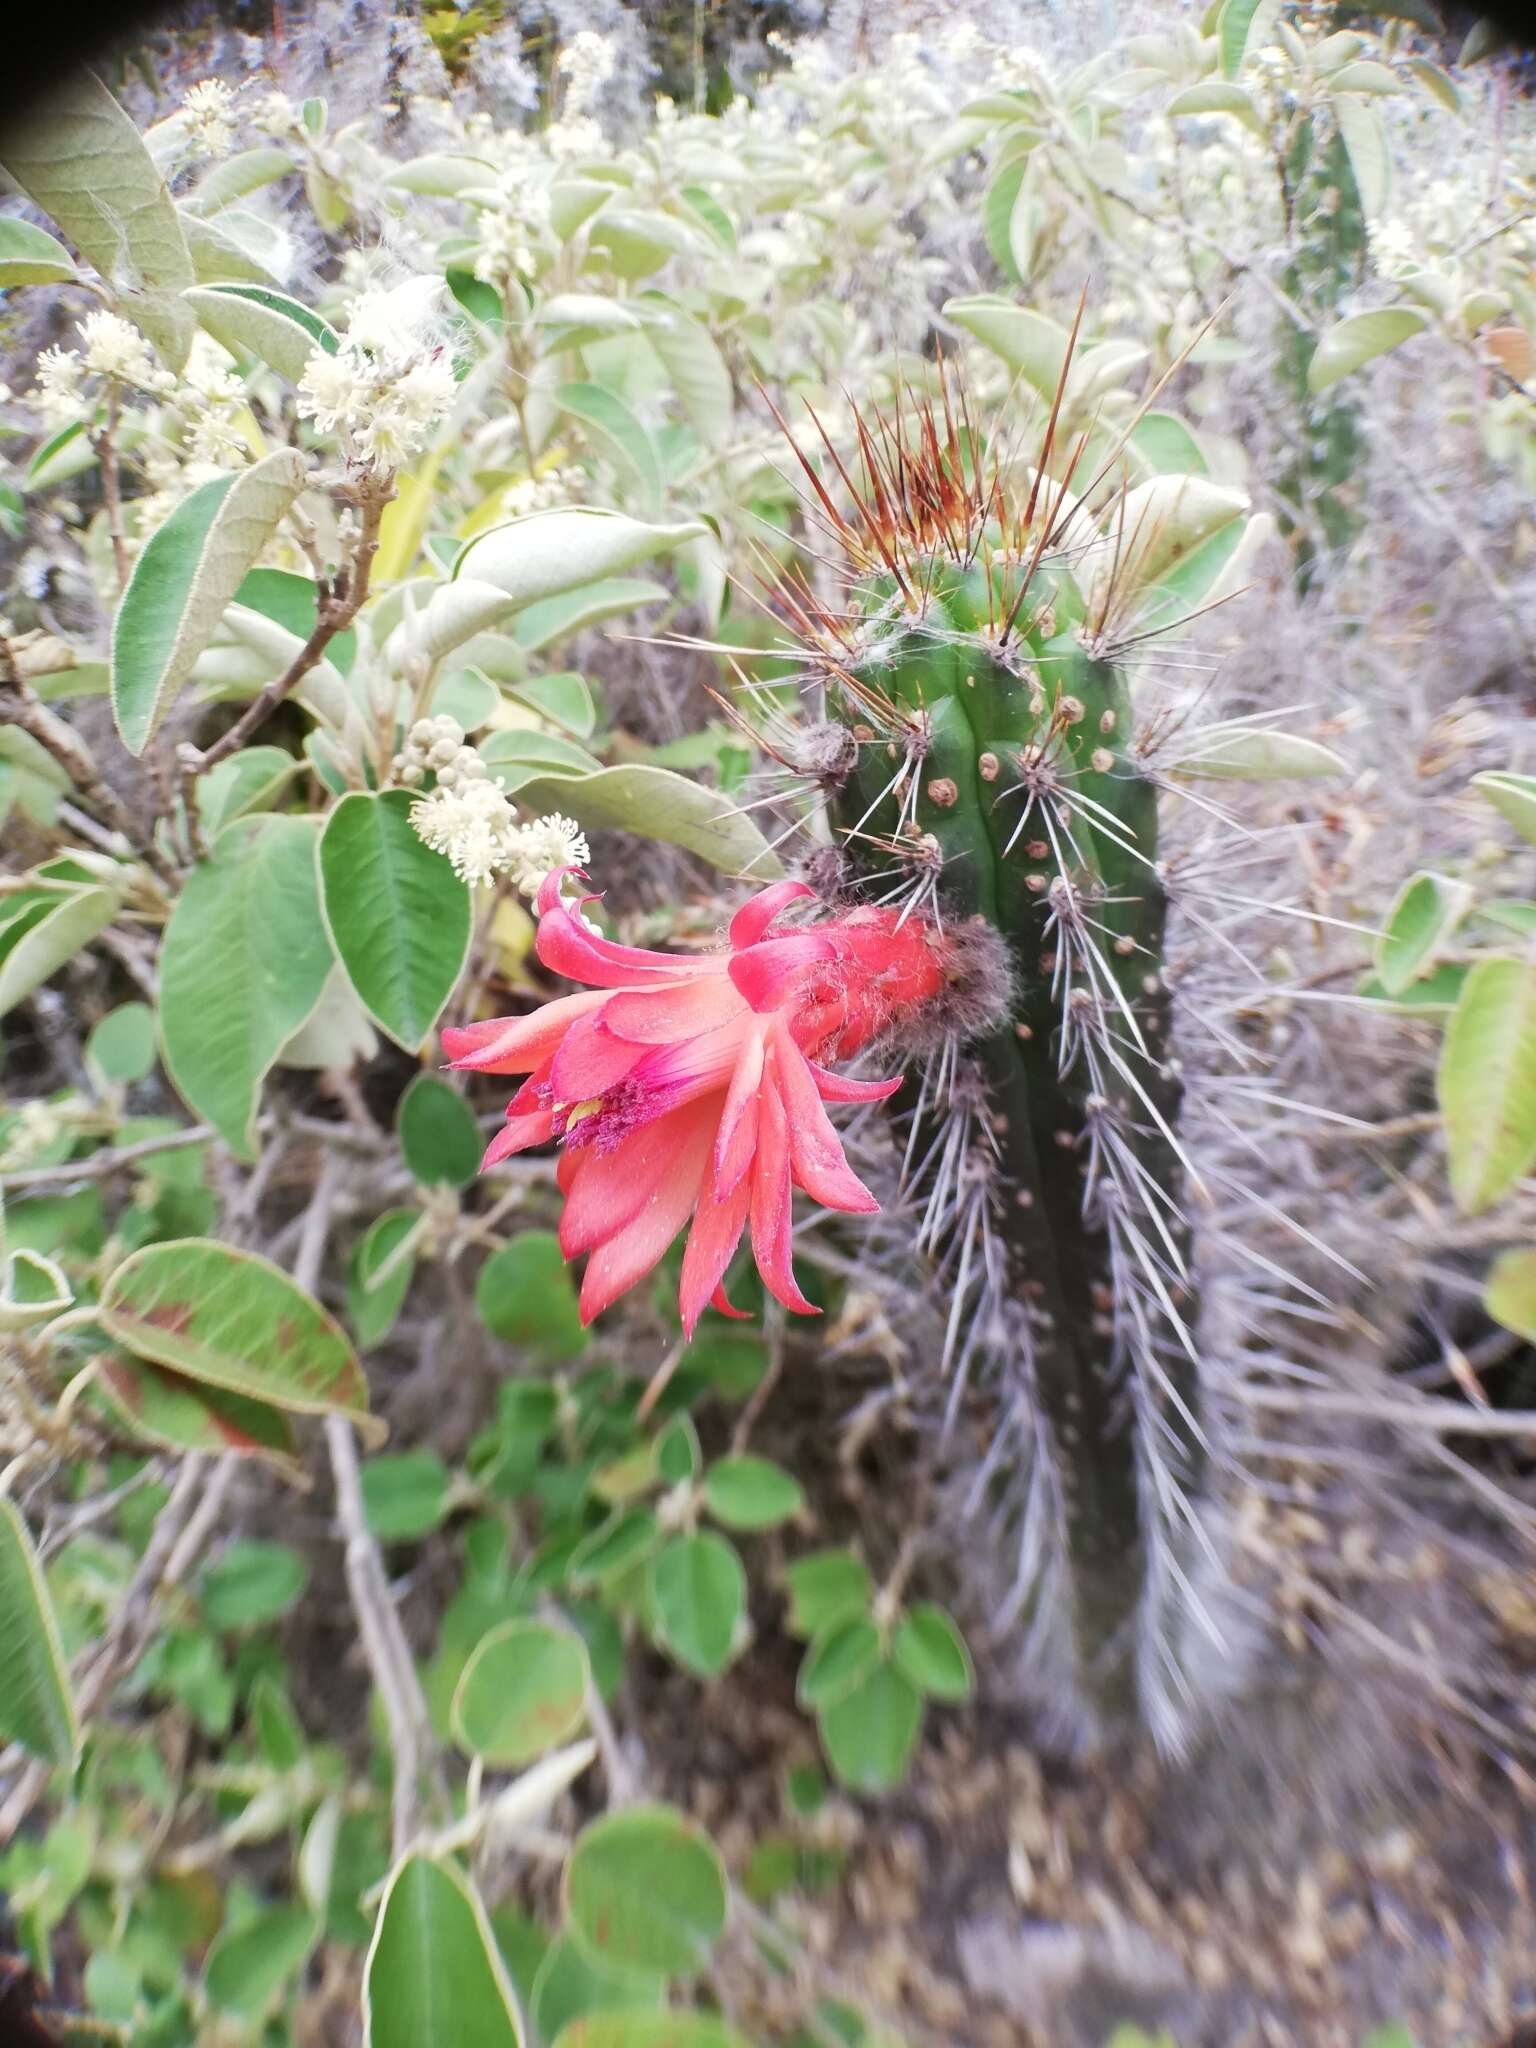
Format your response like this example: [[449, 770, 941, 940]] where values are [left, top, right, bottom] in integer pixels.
[[769, 381, 1215, 1742]]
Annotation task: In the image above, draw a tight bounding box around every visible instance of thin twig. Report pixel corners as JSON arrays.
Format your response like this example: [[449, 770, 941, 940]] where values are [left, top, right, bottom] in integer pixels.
[[191, 472, 394, 777]]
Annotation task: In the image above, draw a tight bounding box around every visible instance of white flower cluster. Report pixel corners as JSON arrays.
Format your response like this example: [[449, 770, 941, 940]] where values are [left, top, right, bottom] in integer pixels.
[[500, 464, 582, 518], [32, 311, 169, 427], [557, 30, 616, 118], [474, 161, 552, 289], [296, 278, 457, 471], [398, 716, 589, 892], [183, 78, 236, 157]]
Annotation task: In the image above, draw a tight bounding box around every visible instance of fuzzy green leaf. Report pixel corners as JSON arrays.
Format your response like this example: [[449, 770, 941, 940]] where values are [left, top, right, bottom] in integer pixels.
[[0, 1499, 78, 1765], [1307, 309, 1425, 393], [159, 815, 332, 1156], [318, 791, 472, 1052], [111, 449, 306, 753], [100, 1236, 372, 1422], [364, 1856, 524, 2048], [564, 1805, 727, 1982], [452, 1619, 590, 1766], [1439, 957, 1536, 1213]]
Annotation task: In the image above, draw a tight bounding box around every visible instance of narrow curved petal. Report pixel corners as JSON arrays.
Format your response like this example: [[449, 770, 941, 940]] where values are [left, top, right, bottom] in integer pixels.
[[537, 893, 701, 989], [729, 879, 816, 951], [749, 1066, 817, 1316], [713, 1027, 765, 1196], [678, 1170, 752, 1337], [774, 1034, 880, 1213], [559, 1105, 704, 1258], [442, 989, 607, 1073], [481, 1109, 556, 1168], [577, 1103, 715, 1323], [802, 1059, 903, 1103], [728, 930, 837, 1013]]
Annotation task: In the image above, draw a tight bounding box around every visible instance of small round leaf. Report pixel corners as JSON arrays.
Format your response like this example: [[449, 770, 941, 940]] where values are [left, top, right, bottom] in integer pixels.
[[452, 1619, 590, 1767], [564, 1804, 727, 1982]]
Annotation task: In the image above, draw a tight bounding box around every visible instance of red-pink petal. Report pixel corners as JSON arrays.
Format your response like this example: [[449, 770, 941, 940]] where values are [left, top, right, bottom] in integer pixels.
[[748, 1068, 817, 1316], [538, 894, 701, 990], [442, 990, 607, 1074], [713, 1027, 765, 1196], [728, 931, 837, 1014], [802, 1059, 903, 1103], [482, 1110, 555, 1167], [548, 1014, 648, 1102], [559, 1106, 702, 1257], [577, 1104, 715, 1322], [678, 1170, 751, 1336], [774, 1035, 880, 1213], [597, 975, 742, 1045], [729, 879, 817, 951]]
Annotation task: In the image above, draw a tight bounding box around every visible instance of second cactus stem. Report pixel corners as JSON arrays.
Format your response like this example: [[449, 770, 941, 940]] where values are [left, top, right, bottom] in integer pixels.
[[769, 383, 1210, 1741]]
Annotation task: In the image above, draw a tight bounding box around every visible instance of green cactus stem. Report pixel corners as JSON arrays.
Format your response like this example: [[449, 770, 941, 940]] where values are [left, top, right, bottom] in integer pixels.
[[764, 376, 1216, 1740]]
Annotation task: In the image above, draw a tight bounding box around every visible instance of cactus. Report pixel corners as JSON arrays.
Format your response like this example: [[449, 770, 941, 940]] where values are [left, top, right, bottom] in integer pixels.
[[1276, 114, 1368, 588], [759, 372, 1254, 1745]]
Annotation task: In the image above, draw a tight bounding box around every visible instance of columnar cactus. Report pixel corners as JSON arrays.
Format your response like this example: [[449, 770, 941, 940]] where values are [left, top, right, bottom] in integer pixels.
[[1277, 115, 1368, 586], [766, 380, 1258, 1743]]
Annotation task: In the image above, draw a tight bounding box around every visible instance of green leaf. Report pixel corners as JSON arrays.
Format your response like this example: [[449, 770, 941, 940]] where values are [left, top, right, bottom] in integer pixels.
[[1218, 0, 1280, 76], [891, 1604, 974, 1702], [569, 1510, 661, 1585], [319, 791, 472, 1052], [347, 1208, 420, 1350], [783, 1550, 873, 1639], [797, 1617, 882, 1710], [818, 1660, 923, 1793], [554, 2019, 752, 2048], [95, 1350, 300, 1473], [516, 763, 781, 880], [703, 1456, 804, 1532], [1356, 963, 1468, 1015], [1166, 80, 1265, 131], [0, 879, 123, 1023], [638, 300, 734, 443], [184, 208, 289, 286], [111, 448, 307, 753], [0, 217, 77, 286], [0, 71, 193, 365], [1376, 871, 1473, 996], [475, 1233, 587, 1363], [0, 1498, 78, 1766], [362, 1451, 451, 1542], [99, 1236, 372, 1422], [204, 1905, 317, 2019], [1334, 96, 1391, 218], [482, 730, 605, 790], [943, 295, 1066, 403], [85, 1001, 157, 1084], [185, 283, 340, 381], [1473, 770, 1536, 847], [184, 146, 293, 216], [588, 209, 701, 279], [1307, 309, 1426, 394], [532, 1935, 664, 2043], [1128, 411, 1209, 477], [159, 815, 332, 1157], [364, 1855, 524, 2048], [558, 383, 663, 514], [564, 1804, 728, 1982], [235, 568, 356, 671], [1439, 957, 1536, 1213], [507, 670, 598, 737], [1487, 1247, 1536, 1340], [201, 1540, 308, 1630], [452, 1618, 590, 1766], [0, 1249, 72, 1331], [512, 577, 669, 657], [649, 1533, 746, 1677], [1168, 724, 1347, 781], [196, 745, 300, 837], [396, 1073, 482, 1188]]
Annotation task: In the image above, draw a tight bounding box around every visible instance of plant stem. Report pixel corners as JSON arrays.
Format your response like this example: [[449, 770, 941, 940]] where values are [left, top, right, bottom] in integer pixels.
[[191, 471, 395, 777]]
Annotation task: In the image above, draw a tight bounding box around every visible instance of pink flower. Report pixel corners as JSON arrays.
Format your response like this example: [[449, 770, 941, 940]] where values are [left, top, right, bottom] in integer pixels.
[[442, 874, 948, 1334]]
